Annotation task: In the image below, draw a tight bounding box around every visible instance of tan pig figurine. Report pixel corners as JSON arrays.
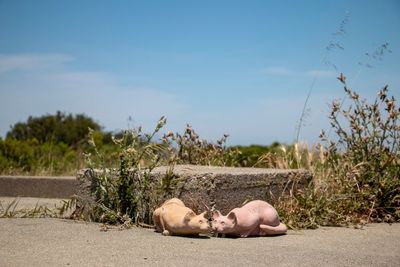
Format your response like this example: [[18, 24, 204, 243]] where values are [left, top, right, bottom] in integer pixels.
[[153, 198, 210, 236]]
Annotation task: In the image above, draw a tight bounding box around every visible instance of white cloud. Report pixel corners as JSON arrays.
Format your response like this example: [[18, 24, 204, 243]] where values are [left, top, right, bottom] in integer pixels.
[[0, 53, 74, 73], [0, 53, 188, 136], [0, 53, 344, 145]]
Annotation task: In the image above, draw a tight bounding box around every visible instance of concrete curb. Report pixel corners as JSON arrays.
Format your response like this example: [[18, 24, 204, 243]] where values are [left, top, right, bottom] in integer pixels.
[[1, 166, 312, 208], [0, 176, 77, 198], [77, 165, 312, 214]]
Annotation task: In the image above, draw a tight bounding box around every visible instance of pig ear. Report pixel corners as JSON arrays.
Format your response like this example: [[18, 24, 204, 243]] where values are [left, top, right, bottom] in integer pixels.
[[184, 211, 195, 222], [200, 211, 208, 218], [227, 212, 237, 224], [212, 210, 222, 220]]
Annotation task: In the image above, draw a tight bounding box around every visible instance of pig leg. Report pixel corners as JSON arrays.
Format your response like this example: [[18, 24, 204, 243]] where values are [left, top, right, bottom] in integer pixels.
[[152, 208, 162, 232], [162, 230, 171, 236], [239, 226, 259, 237], [159, 216, 171, 236]]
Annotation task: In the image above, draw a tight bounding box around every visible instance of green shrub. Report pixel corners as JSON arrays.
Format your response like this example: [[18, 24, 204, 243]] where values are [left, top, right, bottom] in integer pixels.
[[0, 138, 36, 173], [0, 138, 83, 175], [6, 111, 102, 148], [233, 143, 281, 167], [0, 112, 117, 175]]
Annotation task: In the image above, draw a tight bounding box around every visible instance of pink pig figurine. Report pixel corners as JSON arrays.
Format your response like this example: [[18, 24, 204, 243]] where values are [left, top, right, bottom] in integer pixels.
[[212, 200, 287, 237]]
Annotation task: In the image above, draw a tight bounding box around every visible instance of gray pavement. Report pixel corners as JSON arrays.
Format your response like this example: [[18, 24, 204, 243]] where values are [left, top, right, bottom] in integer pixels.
[[0, 197, 68, 211], [1, 218, 399, 267]]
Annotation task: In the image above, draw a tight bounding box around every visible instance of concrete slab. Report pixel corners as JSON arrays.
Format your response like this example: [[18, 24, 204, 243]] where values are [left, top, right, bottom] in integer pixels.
[[152, 165, 311, 213], [1, 166, 311, 216], [76, 165, 311, 214]]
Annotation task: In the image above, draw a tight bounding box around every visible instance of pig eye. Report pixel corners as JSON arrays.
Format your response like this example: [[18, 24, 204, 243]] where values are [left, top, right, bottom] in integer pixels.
[[221, 221, 225, 225], [199, 220, 203, 224]]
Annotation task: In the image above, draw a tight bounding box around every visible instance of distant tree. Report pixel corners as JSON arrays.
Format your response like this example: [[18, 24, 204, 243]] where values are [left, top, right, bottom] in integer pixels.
[[6, 111, 102, 147], [234, 143, 281, 167]]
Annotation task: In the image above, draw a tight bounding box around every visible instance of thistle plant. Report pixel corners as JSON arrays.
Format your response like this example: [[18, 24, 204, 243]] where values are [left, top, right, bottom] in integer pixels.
[[319, 74, 400, 222], [162, 124, 241, 167], [275, 75, 400, 229], [84, 117, 177, 225]]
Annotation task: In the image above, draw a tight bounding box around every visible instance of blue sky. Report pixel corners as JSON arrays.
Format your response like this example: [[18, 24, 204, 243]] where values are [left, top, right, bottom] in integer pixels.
[[0, 0, 399, 145]]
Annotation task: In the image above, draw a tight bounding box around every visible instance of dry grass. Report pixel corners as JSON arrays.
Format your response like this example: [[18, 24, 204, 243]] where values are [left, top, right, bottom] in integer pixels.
[[257, 78, 399, 229], [0, 198, 58, 218]]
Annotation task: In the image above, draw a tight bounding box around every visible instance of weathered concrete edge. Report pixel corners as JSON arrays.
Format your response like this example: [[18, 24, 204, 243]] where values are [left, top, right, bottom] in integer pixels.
[[0, 166, 312, 207], [0, 176, 77, 198], [150, 165, 312, 213], [75, 165, 312, 214]]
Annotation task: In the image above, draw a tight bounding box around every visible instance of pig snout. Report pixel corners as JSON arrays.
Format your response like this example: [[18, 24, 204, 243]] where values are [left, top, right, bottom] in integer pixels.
[[204, 221, 212, 231], [196, 224, 211, 234], [192, 219, 211, 233]]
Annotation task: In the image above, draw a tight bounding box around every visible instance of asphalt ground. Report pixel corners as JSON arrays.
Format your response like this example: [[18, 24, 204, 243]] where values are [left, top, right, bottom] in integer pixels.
[[1, 218, 399, 267], [0, 197, 67, 211]]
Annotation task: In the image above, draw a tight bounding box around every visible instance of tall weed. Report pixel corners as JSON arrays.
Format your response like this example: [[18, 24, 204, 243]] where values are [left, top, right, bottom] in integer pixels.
[[274, 76, 400, 228], [84, 117, 177, 225]]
